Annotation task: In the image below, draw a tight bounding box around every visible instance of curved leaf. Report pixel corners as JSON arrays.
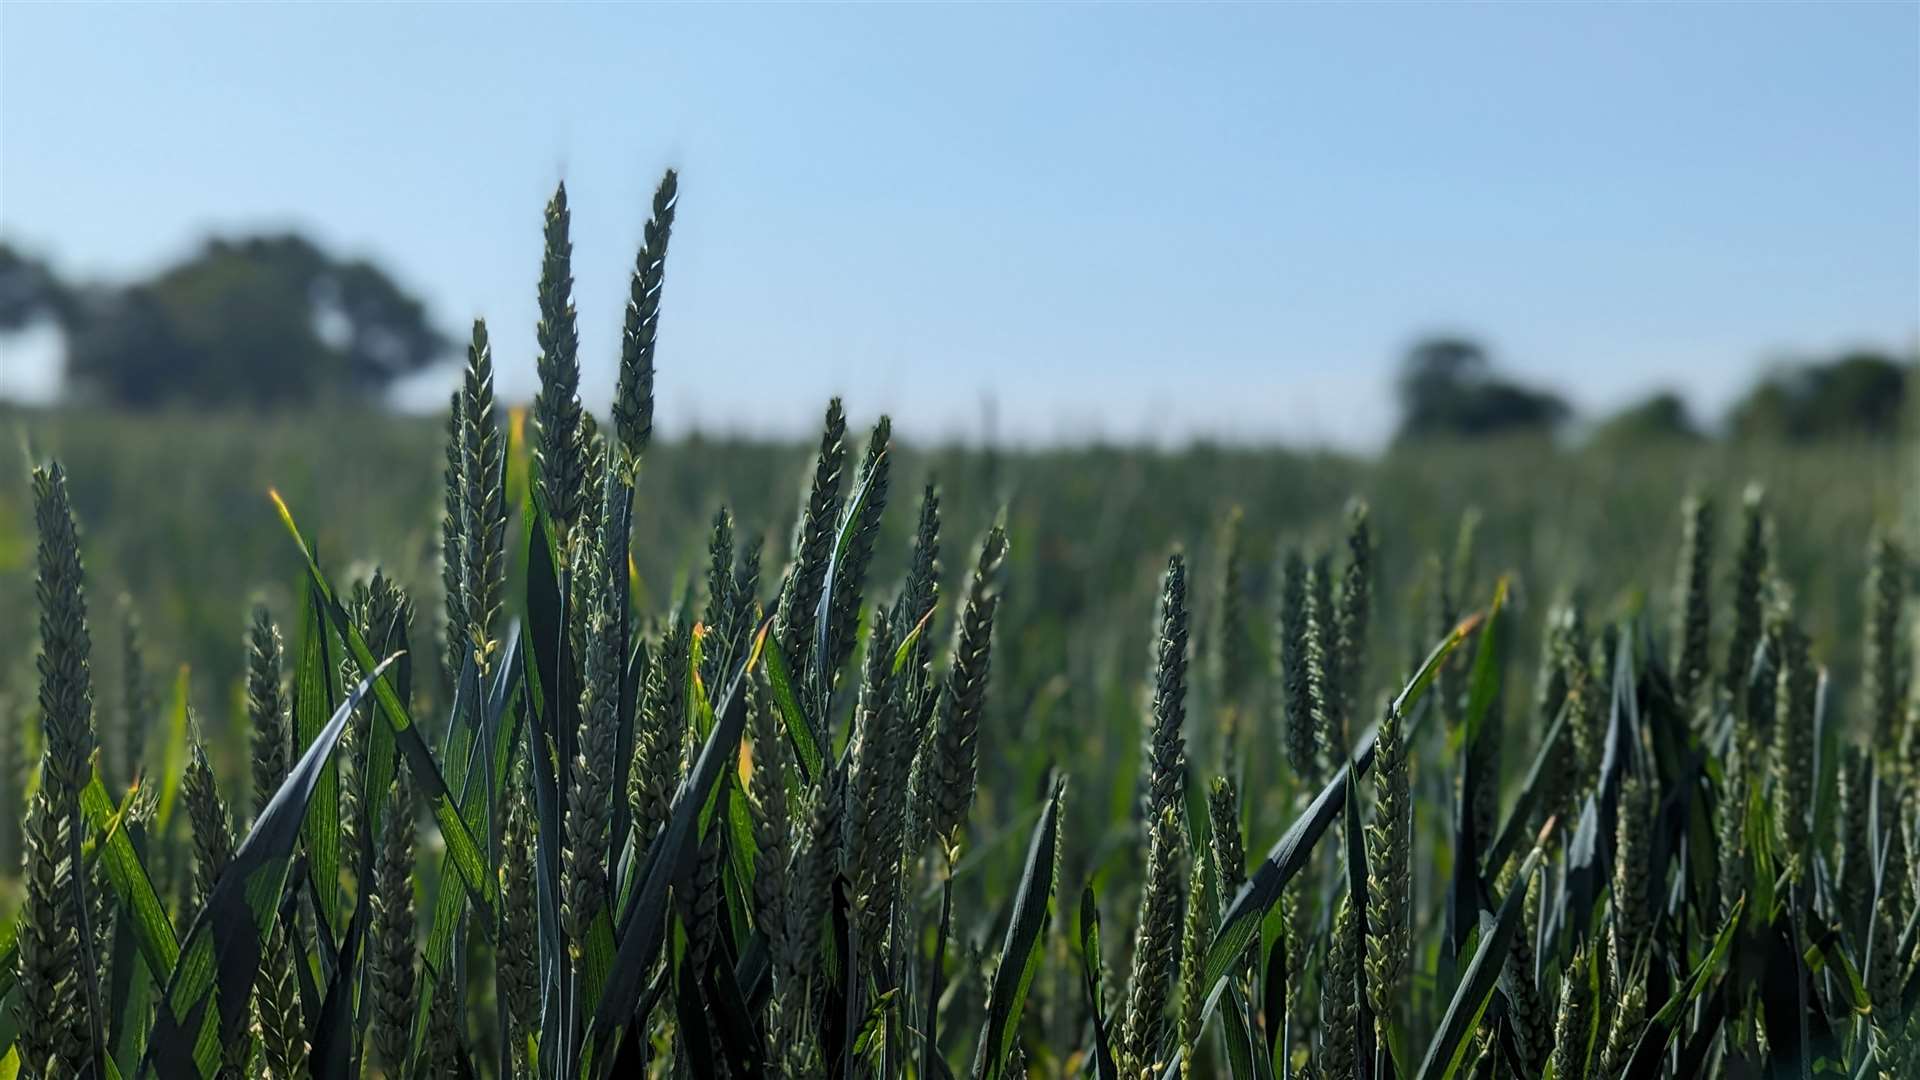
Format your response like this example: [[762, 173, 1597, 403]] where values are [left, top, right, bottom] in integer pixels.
[[141, 657, 395, 1080], [973, 774, 1067, 1080], [1412, 833, 1551, 1080]]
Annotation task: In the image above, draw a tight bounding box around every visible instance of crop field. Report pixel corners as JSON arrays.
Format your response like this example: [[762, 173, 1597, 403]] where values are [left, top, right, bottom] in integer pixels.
[[0, 175, 1914, 1080]]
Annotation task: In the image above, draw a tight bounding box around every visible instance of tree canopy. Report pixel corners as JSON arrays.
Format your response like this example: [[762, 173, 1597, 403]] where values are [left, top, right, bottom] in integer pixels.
[[1588, 391, 1703, 448], [1392, 336, 1571, 443], [1727, 351, 1909, 442], [1, 236, 446, 408]]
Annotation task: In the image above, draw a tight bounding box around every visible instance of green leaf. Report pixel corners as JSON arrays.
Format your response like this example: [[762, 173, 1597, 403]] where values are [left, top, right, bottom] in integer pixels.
[[755, 623, 823, 783], [1458, 577, 1509, 749], [142, 657, 395, 1080], [1620, 898, 1743, 1078], [411, 650, 485, 1062], [973, 773, 1066, 1080], [1413, 839, 1550, 1080], [852, 989, 900, 1057], [82, 775, 180, 986], [291, 583, 341, 939], [1481, 694, 1570, 880], [154, 665, 190, 834], [1077, 885, 1118, 1080], [271, 490, 500, 924]]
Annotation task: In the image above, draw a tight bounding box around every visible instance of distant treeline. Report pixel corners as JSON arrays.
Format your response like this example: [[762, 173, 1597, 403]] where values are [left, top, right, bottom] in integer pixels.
[[1396, 335, 1912, 446], [2, 235, 1911, 443]]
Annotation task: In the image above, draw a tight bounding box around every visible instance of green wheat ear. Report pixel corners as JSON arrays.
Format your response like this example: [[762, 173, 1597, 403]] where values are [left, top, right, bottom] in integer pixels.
[[1321, 894, 1359, 1080], [1770, 596, 1815, 881], [182, 735, 232, 905], [1612, 770, 1652, 975], [340, 570, 413, 862], [1144, 553, 1190, 821], [1121, 554, 1191, 1074], [1549, 947, 1594, 1080], [456, 317, 507, 680], [1838, 747, 1874, 942], [1865, 531, 1908, 751], [246, 605, 290, 817], [926, 520, 1009, 851], [1335, 498, 1373, 740], [33, 462, 95, 801], [1208, 776, 1259, 994], [30, 460, 108, 1071], [245, 605, 304, 1078], [442, 386, 468, 686], [1726, 483, 1771, 701], [825, 415, 893, 680], [775, 397, 849, 672], [1867, 772, 1911, 1016], [614, 167, 678, 468], [1304, 553, 1338, 779], [16, 776, 85, 1076], [1671, 493, 1715, 723], [1175, 845, 1211, 1077], [1535, 596, 1586, 821], [1365, 694, 1410, 1020], [1717, 733, 1750, 922], [843, 601, 901, 951], [370, 764, 417, 1075], [745, 671, 793, 979], [183, 734, 253, 1073], [630, 613, 690, 847], [1121, 802, 1186, 1075], [1276, 547, 1319, 789], [564, 519, 619, 956], [700, 506, 737, 690], [673, 825, 727, 1061], [532, 180, 585, 546], [778, 787, 834, 1069], [498, 761, 541, 1074], [1212, 506, 1252, 720], [892, 482, 942, 677], [1599, 970, 1647, 1079], [1502, 863, 1551, 1071], [1208, 777, 1246, 909], [895, 484, 945, 861]]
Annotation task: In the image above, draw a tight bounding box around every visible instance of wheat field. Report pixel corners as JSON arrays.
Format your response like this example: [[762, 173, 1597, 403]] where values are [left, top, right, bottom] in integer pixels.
[[0, 173, 1914, 1080]]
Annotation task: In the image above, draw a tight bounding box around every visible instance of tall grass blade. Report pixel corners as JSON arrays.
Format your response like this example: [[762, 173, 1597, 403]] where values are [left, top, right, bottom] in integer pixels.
[[973, 774, 1066, 1080]]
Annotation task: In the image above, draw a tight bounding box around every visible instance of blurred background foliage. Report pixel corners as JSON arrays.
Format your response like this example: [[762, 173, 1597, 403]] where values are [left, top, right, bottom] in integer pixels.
[[0, 400, 1907, 815], [2, 237, 444, 408]]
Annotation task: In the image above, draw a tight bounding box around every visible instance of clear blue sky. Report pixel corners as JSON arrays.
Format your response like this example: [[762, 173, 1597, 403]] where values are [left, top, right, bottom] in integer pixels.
[[2, 3, 1915, 447]]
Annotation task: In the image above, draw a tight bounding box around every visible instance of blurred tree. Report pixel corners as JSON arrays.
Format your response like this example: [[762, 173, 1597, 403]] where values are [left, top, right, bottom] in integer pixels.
[[1727, 351, 1910, 442], [0, 243, 73, 329], [1393, 336, 1571, 443], [1588, 391, 1703, 448], [1, 236, 447, 408]]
